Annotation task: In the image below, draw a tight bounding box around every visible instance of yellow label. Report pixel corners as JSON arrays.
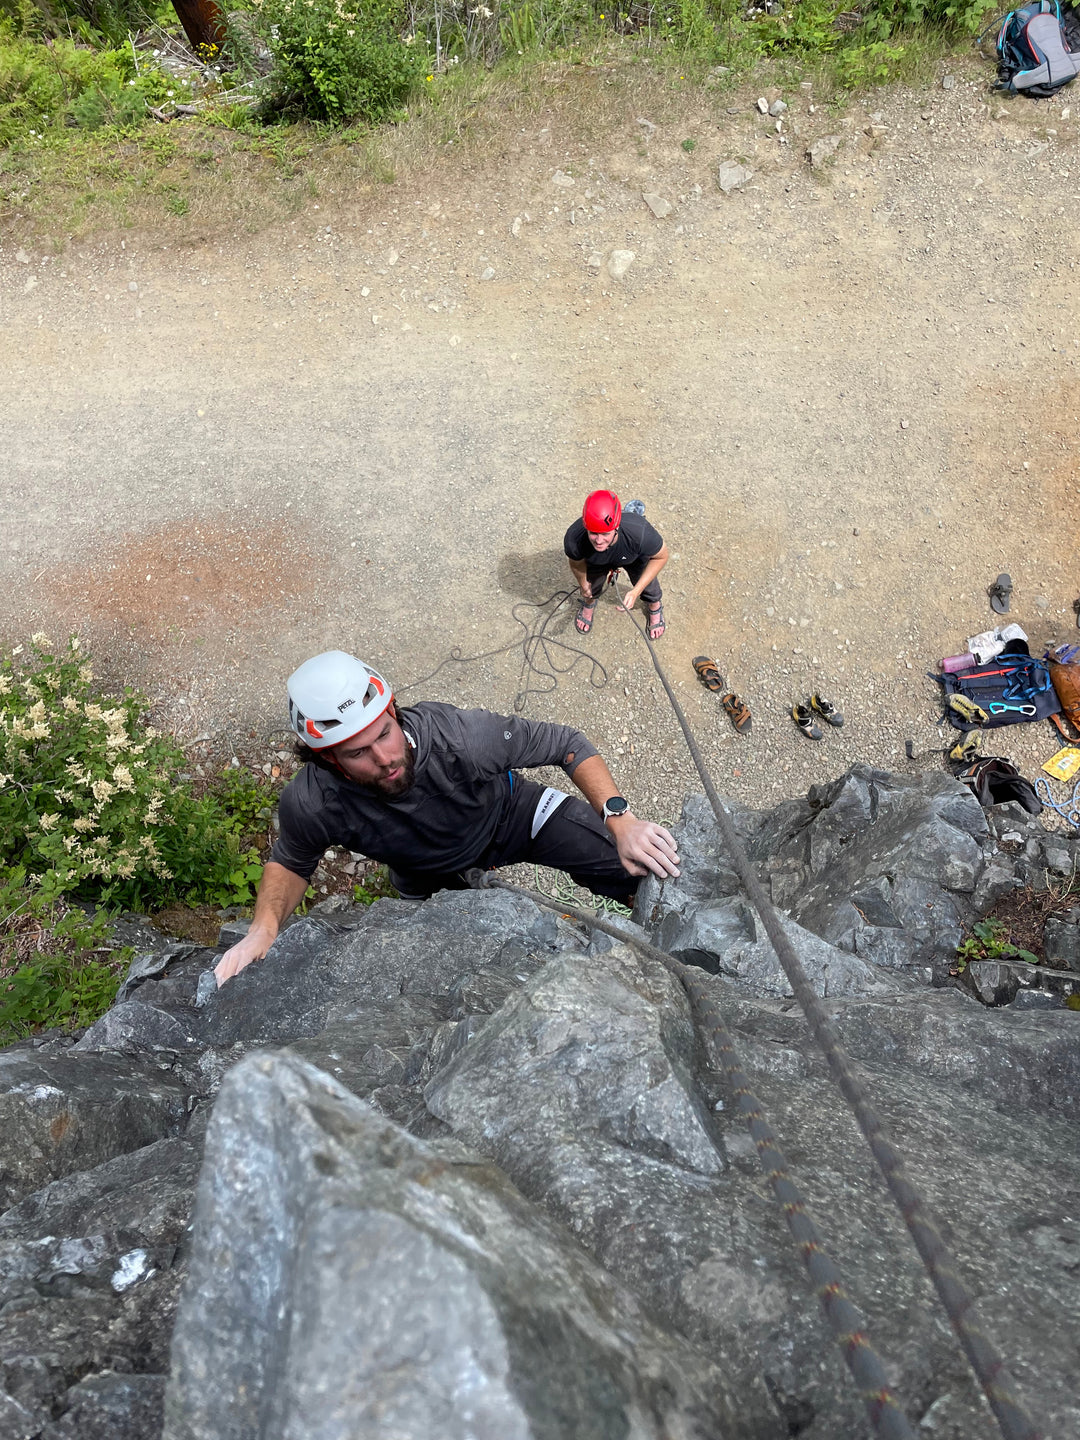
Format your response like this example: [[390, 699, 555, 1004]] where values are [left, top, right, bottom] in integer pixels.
[[1042, 747, 1080, 781]]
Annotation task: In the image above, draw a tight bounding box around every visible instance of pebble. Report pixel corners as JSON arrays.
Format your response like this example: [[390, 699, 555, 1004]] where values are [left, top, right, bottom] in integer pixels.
[[717, 160, 753, 194], [1034, 595, 1050, 611], [607, 250, 635, 281], [552, 169, 575, 188], [15, 249, 30, 264], [942, 74, 956, 90], [769, 99, 787, 118], [756, 97, 769, 114], [808, 135, 841, 167], [387, 249, 398, 265], [480, 266, 496, 281], [511, 217, 523, 237], [642, 192, 673, 218], [128, 281, 138, 292]]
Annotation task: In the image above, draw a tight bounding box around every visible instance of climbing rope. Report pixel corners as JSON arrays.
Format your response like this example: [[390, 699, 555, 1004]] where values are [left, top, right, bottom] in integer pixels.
[[1033, 773, 1080, 830], [607, 580, 1040, 1440], [398, 588, 611, 714], [464, 867, 918, 1440]]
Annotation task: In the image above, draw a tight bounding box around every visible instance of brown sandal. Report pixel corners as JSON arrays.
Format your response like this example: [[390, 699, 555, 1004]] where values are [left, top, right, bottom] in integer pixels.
[[693, 655, 724, 692], [721, 692, 752, 735]]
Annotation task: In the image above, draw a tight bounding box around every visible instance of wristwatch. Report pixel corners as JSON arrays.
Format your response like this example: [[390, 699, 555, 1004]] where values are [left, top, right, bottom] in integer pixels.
[[601, 796, 630, 822]]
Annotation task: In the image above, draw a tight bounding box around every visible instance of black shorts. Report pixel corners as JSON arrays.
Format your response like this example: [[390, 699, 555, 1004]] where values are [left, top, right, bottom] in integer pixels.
[[584, 557, 662, 604], [387, 777, 637, 905]]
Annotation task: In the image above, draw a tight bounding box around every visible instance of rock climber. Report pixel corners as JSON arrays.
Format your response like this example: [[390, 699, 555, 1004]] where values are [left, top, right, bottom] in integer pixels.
[[214, 650, 681, 986], [564, 490, 669, 640]]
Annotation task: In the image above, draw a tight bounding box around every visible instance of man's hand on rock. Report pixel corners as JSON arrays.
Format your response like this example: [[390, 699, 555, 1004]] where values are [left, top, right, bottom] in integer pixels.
[[214, 929, 274, 987], [608, 815, 681, 880]]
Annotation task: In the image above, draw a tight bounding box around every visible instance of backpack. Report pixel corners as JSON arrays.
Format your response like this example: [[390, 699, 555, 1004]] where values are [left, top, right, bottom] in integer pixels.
[[937, 646, 1061, 729], [954, 756, 1043, 814], [996, 0, 1080, 94]]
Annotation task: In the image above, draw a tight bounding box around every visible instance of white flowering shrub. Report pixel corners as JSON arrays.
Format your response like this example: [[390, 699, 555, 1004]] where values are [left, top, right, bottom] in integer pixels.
[[0, 636, 262, 912], [250, 0, 425, 122]]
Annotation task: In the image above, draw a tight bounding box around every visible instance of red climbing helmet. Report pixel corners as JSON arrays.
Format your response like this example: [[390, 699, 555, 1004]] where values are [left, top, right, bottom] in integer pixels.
[[582, 490, 622, 534]]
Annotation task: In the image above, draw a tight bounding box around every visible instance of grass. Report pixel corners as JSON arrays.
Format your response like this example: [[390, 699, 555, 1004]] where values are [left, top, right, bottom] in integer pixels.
[[0, 24, 979, 248]]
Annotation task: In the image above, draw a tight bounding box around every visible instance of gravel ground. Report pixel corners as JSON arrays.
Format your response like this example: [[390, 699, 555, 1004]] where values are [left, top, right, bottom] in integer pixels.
[[2, 58, 1078, 834]]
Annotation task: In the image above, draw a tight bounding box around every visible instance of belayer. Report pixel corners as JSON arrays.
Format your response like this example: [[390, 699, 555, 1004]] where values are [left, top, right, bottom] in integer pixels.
[[214, 651, 681, 986], [564, 490, 669, 640]]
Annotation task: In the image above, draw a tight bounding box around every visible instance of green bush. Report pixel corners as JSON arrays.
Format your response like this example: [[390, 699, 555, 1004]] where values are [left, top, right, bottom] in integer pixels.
[[0, 634, 263, 912], [1, 0, 163, 47], [860, 0, 997, 37], [0, 26, 176, 140], [249, 0, 426, 122]]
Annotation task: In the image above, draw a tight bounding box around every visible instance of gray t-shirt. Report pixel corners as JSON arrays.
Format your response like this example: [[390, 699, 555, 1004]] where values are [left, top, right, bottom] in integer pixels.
[[270, 701, 598, 880]]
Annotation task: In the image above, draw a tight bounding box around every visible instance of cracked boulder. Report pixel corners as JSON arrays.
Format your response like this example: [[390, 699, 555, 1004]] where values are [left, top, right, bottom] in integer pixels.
[[165, 1050, 755, 1440], [639, 767, 1014, 982]]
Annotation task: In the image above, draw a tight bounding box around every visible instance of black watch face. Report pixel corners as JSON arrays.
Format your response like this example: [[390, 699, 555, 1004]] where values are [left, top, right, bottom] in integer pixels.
[[605, 797, 629, 817]]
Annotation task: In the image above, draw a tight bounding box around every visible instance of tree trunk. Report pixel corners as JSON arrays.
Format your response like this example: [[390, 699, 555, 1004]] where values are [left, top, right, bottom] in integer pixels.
[[172, 0, 228, 55]]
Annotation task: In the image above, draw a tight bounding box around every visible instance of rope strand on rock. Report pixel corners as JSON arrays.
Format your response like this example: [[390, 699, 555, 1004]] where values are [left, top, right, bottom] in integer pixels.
[[612, 583, 1040, 1440], [464, 870, 917, 1440]]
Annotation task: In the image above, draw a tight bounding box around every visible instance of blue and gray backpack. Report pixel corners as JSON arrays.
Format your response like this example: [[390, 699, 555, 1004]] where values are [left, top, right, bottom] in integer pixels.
[[996, 0, 1080, 94]]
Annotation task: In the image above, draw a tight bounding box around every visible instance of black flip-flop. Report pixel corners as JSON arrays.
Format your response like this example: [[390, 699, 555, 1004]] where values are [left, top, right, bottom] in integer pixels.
[[989, 573, 1012, 615], [1072, 598, 1080, 630]]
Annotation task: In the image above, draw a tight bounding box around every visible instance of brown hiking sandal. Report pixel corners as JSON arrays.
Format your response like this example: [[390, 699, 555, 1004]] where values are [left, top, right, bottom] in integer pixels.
[[721, 691, 752, 735], [692, 655, 725, 692]]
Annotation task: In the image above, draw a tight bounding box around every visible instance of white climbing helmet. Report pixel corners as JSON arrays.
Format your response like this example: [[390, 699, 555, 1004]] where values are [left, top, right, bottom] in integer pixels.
[[287, 651, 393, 749]]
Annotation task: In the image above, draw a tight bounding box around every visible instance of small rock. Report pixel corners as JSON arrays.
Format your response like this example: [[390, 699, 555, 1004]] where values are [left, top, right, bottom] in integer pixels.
[[808, 134, 841, 167], [552, 169, 575, 188], [636, 116, 656, 134], [1062, 106, 1072, 119], [942, 74, 956, 90], [449, 334, 461, 347], [1044, 846, 1071, 874], [15, 249, 30, 264], [607, 250, 635, 281], [1034, 595, 1050, 611], [479, 266, 496, 281], [900, 418, 910, 430], [756, 96, 769, 114], [128, 281, 138, 292], [716, 160, 753, 194], [642, 191, 673, 218], [387, 249, 399, 265], [586, 252, 603, 269], [510, 216, 523, 237], [769, 99, 787, 117]]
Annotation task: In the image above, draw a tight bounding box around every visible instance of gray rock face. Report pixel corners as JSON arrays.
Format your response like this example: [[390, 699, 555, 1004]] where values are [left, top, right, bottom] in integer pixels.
[[425, 949, 1077, 1438], [640, 769, 1007, 982], [165, 1051, 756, 1440], [201, 889, 579, 1047], [40, 1372, 166, 1439], [0, 1053, 196, 1209], [1043, 907, 1080, 971]]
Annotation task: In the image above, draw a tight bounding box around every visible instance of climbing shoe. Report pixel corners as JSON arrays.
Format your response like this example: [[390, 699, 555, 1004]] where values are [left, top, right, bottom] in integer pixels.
[[947, 694, 990, 725], [810, 693, 844, 728], [792, 703, 823, 740], [948, 730, 981, 764]]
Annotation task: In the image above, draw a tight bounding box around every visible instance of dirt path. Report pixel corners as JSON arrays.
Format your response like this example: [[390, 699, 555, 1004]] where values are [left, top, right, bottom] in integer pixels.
[[2, 64, 1078, 824]]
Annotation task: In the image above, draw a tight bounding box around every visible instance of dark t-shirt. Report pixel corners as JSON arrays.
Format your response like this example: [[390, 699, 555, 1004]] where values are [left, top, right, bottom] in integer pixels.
[[563, 512, 664, 571], [270, 701, 598, 880]]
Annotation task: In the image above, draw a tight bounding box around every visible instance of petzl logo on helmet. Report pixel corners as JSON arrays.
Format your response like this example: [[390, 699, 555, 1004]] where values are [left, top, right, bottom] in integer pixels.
[[305, 718, 324, 739]]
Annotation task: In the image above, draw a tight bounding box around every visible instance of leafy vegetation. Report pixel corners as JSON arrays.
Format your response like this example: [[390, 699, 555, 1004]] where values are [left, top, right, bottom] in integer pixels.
[[0, 634, 282, 1042], [954, 918, 1039, 974], [250, 0, 424, 121]]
